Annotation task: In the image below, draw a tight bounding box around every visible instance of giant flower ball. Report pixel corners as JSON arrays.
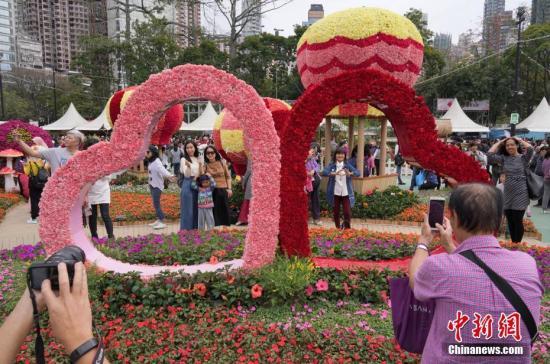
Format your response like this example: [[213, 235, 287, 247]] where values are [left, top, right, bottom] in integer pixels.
[[107, 86, 184, 145], [296, 7, 424, 89], [0, 120, 53, 152], [213, 98, 291, 176]]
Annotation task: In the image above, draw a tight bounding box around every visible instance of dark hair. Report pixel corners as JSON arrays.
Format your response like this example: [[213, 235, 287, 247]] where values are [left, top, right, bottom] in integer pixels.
[[147, 145, 159, 162], [498, 138, 522, 156], [197, 174, 211, 186], [204, 145, 221, 163], [332, 147, 347, 163], [468, 142, 478, 149], [544, 147, 550, 159], [183, 140, 199, 162], [448, 183, 503, 234], [83, 137, 100, 150]]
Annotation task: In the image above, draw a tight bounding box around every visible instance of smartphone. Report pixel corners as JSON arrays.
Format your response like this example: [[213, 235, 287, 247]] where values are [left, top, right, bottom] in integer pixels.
[[428, 197, 445, 230]]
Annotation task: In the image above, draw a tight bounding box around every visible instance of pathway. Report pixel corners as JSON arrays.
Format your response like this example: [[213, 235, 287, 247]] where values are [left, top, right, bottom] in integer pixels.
[[0, 202, 547, 250]]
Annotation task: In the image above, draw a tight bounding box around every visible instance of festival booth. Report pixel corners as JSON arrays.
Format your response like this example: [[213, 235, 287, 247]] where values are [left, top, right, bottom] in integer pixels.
[[179, 101, 218, 132], [76, 106, 112, 132], [321, 102, 397, 194], [442, 99, 490, 134], [42, 103, 89, 132], [516, 97, 550, 137]]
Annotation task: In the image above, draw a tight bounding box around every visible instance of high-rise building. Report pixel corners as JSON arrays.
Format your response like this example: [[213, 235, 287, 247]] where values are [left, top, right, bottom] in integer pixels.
[[532, 0, 550, 23], [174, 0, 201, 47], [482, 0, 506, 54], [0, 0, 16, 70], [305, 4, 324, 26], [241, 0, 262, 38], [433, 33, 452, 53], [15, 35, 43, 69], [16, 0, 92, 72]]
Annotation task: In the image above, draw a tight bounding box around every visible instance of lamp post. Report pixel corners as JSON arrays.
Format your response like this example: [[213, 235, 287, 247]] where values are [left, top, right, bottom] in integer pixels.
[[511, 6, 526, 136]]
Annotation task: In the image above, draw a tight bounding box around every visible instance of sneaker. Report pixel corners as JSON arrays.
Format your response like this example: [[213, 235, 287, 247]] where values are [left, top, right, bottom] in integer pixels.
[[148, 220, 160, 226], [313, 220, 322, 226], [526, 211, 532, 218], [153, 222, 167, 229], [27, 218, 38, 224], [543, 210, 549, 214]]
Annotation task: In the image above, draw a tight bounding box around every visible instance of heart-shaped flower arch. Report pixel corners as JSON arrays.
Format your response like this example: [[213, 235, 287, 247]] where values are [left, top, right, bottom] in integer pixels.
[[278, 68, 490, 256], [38, 65, 281, 276]]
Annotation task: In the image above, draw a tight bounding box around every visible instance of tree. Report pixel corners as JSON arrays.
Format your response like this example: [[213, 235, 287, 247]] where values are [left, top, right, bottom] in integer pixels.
[[120, 18, 183, 84], [404, 8, 433, 45], [203, 0, 296, 57], [177, 39, 229, 69]]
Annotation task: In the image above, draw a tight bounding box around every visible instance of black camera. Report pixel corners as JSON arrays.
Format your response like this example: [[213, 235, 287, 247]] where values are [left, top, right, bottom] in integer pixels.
[[27, 245, 86, 291]]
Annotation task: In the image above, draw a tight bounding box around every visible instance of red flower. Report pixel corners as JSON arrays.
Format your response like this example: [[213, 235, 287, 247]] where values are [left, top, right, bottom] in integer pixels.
[[305, 285, 314, 297], [193, 283, 207, 297], [209, 255, 219, 264], [343, 282, 351, 296], [226, 274, 236, 284], [251, 284, 263, 299]]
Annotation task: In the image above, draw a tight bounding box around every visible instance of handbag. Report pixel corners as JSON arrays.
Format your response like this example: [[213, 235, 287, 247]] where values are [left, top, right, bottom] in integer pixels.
[[390, 277, 435, 354], [415, 170, 426, 187], [460, 250, 539, 344], [525, 169, 544, 200]]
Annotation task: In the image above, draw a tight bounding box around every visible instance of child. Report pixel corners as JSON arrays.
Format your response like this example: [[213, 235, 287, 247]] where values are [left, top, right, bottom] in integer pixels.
[[192, 174, 216, 231], [321, 148, 360, 229]]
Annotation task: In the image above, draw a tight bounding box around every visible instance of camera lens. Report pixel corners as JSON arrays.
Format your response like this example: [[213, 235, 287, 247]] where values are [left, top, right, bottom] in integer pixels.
[[45, 245, 86, 264]]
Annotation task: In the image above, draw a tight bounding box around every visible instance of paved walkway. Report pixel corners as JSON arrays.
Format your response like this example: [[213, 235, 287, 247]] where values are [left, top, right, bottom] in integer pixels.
[[0, 202, 547, 250]]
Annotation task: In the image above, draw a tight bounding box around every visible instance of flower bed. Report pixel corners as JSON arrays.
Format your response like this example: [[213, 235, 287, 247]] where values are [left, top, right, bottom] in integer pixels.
[[94, 228, 421, 266], [0, 239, 549, 363], [0, 192, 22, 223], [109, 191, 180, 222]]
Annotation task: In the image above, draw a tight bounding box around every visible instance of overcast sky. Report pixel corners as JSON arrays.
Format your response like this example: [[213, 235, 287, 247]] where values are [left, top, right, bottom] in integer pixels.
[[207, 0, 530, 44]]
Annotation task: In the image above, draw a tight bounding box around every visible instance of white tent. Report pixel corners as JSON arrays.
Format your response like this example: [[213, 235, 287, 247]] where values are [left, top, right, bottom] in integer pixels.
[[77, 106, 112, 131], [179, 102, 218, 131], [442, 99, 490, 133], [516, 97, 550, 132], [43, 103, 89, 131]]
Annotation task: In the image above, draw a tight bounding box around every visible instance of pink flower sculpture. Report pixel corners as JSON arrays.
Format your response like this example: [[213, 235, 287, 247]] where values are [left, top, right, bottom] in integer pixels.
[[38, 65, 281, 276]]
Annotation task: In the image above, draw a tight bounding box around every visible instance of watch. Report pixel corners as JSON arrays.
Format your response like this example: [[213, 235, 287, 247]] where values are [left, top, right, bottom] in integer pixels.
[[70, 338, 98, 364]]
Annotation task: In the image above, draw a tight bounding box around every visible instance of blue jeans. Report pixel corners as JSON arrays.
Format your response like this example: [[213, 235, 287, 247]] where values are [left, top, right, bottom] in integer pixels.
[[396, 165, 404, 184], [149, 185, 164, 221]]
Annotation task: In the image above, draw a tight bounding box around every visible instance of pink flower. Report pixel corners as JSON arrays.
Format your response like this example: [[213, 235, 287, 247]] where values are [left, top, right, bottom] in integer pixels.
[[315, 279, 329, 292], [305, 285, 314, 297]]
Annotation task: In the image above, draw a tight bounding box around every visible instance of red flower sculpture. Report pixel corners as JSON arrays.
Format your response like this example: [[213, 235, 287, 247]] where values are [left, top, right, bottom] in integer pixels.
[[278, 68, 490, 257]]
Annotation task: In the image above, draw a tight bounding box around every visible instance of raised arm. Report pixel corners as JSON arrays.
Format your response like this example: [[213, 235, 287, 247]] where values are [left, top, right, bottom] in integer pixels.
[[15, 137, 42, 158]]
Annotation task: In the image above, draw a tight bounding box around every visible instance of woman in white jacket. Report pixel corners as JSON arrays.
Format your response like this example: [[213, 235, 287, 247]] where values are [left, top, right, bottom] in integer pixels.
[[84, 138, 114, 239], [147, 145, 175, 229], [180, 140, 201, 230]]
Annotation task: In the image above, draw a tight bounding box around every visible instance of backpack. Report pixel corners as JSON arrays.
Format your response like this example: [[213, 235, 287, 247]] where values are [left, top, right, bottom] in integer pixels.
[[394, 153, 405, 166], [29, 166, 49, 189]]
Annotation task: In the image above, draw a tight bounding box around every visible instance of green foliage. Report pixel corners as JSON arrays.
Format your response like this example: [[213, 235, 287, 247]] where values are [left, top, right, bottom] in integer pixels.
[[177, 40, 229, 70], [321, 185, 419, 219], [404, 8, 433, 45], [256, 256, 316, 306]]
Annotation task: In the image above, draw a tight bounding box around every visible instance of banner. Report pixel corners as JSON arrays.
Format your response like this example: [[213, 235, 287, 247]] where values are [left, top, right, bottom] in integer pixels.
[[463, 100, 490, 111], [437, 98, 454, 111]]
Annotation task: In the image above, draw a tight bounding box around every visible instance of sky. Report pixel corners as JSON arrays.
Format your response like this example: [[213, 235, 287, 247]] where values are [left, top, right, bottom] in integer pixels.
[[207, 0, 530, 44]]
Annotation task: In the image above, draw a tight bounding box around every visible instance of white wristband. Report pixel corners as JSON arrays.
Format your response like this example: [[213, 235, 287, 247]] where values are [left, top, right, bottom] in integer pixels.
[[416, 244, 430, 254]]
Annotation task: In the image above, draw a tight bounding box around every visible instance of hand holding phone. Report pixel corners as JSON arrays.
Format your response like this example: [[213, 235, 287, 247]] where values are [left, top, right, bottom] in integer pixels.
[[428, 197, 445, 230]]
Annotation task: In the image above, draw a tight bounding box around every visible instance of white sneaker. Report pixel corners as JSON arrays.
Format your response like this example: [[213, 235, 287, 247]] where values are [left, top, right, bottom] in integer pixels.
[[148, 220, 160, 226], [153, 222, 167, 229], [27, 218, 38, 224]]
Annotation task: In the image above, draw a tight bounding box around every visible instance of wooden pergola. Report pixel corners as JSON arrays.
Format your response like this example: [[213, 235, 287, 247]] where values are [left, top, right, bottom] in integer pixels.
[[324, 102, 388, 177]]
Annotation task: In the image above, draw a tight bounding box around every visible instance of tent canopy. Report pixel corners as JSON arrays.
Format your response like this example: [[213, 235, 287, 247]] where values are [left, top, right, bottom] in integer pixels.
[[180, 102, 218, 132], [516, 97, 550, 133], [77, 106, 112, 131], [43, 103, 89, 131], [442, 99, 490, 133]]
